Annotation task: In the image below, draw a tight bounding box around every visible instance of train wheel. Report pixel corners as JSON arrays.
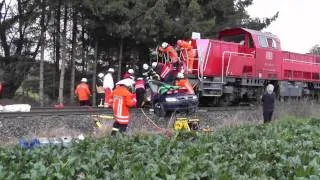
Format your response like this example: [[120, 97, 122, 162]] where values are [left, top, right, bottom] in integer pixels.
[[219, 95, 232, 107]]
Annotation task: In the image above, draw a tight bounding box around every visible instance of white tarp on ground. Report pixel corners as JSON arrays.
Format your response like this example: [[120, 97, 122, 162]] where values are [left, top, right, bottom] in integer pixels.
[[0, 104, 31, 112]]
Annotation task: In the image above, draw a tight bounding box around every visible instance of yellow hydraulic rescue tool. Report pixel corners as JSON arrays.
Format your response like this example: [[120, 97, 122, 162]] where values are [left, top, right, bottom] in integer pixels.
[[92, 115, 114, 128], [174, 117, 200, 131]]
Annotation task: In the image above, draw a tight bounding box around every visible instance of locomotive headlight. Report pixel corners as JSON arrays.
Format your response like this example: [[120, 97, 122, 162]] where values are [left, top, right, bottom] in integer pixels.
[[165, 97, 178, 102]]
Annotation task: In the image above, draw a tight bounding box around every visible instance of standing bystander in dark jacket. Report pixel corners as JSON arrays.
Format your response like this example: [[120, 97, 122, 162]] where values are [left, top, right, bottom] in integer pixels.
[[96, 73, 105, 107], [262, 84, 276, 123]]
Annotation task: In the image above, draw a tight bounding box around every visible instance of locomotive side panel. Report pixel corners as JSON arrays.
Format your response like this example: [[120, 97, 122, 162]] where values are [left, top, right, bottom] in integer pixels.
[[282, 51, 320, 82], [255, 48, 282, 80], [203, 40, 242, 77]]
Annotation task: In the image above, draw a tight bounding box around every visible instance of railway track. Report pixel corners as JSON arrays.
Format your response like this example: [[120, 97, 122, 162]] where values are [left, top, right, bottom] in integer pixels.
[[0, 105, 255, 117], [0, 107, 110, 117]]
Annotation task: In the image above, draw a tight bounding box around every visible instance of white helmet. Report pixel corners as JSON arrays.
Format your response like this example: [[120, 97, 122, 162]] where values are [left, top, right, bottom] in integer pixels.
[[108, 68, 115, 73], [151, 62, 158, 68], [143, 63, 149, 70], [98, 73, 104, 78], [128, 69, 134, 74], [161, 42, 168, 49], [177, 72, 184, 79], [81, 78, 88, 83]]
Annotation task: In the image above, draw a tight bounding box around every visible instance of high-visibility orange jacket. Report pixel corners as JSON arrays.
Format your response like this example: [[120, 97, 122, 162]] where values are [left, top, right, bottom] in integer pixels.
[[178, 40, 194, 72], [179, 40, 193, 50], [159, 45, 178, 63], [109, 86, 136, 124], [176, 79, 195, 94], [75, 83, 91, 101]]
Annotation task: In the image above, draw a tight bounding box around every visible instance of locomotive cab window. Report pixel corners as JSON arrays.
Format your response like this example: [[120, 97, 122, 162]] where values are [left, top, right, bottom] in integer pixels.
[[221, 34, 245, 44], [258, 36, 277, 49]]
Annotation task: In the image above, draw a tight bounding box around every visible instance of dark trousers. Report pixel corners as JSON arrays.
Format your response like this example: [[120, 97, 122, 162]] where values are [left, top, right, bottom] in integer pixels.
[[79, 100, 90, 106], [263, 111, 273, 123], [96, 93, 105, 106], [136, 88, 145, 108], [111, 121, 128, 136]]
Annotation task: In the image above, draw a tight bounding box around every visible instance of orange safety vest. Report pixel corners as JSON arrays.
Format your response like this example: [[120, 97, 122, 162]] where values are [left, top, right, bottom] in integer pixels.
[[159, 45, 178, 63], [176, 79, 194, 94], [179, 40, 194, 72], [75, 83, 91, 101], [109, 86, 136, 124]]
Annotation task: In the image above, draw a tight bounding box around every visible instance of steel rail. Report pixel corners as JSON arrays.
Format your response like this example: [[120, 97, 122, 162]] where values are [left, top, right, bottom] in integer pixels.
[[0, 108, 112, 117], [31, 106, 102, 110], [0, 105, 254, 117]]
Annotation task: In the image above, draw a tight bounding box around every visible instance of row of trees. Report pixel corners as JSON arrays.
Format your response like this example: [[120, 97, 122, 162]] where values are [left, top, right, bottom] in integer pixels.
[[0, 0, 278, 106]]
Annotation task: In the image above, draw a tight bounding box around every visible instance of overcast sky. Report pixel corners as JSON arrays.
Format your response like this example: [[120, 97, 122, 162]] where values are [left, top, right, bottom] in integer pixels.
[[247, 0, 320, 54]]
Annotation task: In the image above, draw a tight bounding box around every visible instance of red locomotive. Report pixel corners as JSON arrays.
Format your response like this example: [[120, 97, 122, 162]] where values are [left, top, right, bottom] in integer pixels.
[[181, 27, 320, 105]]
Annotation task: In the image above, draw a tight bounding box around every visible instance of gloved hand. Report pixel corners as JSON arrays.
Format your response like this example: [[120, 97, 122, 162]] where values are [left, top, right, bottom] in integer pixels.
[[133, 98, 137, 107]]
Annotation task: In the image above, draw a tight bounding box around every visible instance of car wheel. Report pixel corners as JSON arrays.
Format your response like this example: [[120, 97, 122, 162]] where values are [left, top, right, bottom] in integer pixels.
[[154, 102, 166, 117]]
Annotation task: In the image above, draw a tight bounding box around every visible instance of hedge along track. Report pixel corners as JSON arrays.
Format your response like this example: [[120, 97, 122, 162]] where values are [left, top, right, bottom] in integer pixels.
[[0, 105, 254, 118]]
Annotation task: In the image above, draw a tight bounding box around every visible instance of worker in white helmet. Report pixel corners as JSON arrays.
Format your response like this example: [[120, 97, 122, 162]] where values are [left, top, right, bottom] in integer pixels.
[[175, 72, 194, 94], [96, 73, 105, 107], [158, 42, 178, 63], [110, 78, 137, 135], [75, 78, 91, 106], [103, 68, 115, 108], [142, 63, 159, 80], [123, 68, 135, 80]]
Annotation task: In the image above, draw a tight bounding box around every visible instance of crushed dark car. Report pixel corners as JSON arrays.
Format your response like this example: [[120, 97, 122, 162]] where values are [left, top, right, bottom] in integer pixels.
[[146, 80, 199, 117]]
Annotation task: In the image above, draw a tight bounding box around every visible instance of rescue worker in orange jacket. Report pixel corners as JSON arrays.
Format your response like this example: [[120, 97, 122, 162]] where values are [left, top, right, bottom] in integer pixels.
[[135, 77, 145, 108], [75, 78, 91, 106], [177, 40, 194, 73], [109, 78, 136, 135], [175, 72, 195, 94], [158, 42, 179, 64], [152, 62, 174, 84]]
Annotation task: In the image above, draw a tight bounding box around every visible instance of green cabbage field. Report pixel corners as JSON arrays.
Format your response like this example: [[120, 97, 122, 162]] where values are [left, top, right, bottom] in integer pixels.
[[1, 118, 320, 179]]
